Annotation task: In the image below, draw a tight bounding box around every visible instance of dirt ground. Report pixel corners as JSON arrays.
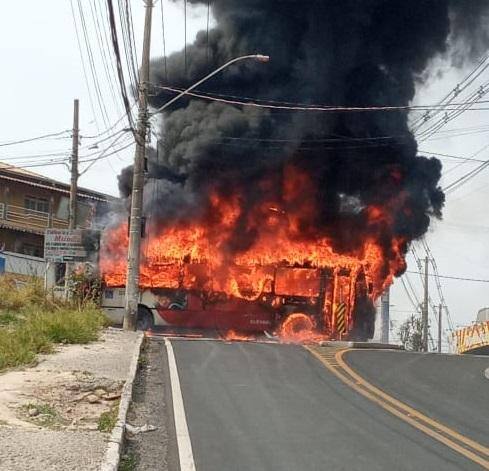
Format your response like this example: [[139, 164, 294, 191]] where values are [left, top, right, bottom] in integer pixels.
[[0, 328, 141, 471]]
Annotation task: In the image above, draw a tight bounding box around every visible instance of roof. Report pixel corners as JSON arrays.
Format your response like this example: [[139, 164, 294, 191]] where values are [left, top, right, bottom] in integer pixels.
[[0, 162, 115, 202]]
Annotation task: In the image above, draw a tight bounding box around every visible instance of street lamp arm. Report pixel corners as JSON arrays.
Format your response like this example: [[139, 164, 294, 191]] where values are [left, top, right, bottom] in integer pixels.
[[150, 54, 269, 116]]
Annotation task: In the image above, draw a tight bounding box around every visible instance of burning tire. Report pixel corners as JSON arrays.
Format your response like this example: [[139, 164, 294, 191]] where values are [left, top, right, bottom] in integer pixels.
[[279, 313, 316, 343]]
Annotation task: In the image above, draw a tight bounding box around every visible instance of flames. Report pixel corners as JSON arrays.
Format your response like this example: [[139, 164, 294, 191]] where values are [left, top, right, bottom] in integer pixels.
[[100, 165, 407, 339]]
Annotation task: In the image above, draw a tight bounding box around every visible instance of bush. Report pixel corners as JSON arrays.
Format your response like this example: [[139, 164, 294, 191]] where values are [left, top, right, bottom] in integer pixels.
[[0, 278, 108, 372]]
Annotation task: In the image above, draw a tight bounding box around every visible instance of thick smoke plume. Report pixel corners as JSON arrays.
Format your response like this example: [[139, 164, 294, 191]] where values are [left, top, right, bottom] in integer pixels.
[[120, 0, 489, 271]]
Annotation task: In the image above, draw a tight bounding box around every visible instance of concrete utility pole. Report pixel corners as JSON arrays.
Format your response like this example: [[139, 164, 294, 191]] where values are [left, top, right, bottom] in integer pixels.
[[124, 1, 153, 331], [422, 256, 429, 352], [65, 98, 79, 295], [69, 98, 80, 230], [380, 287, 390, 344], [438, 303, 442, 353]]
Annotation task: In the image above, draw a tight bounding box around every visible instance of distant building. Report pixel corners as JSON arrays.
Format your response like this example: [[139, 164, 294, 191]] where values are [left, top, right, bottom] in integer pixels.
[[0, 162, 112, 280]]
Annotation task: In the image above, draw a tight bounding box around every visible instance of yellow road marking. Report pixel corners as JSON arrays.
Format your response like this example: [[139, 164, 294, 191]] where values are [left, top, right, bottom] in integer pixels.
[[335, 350, 489, 458], [307, 347, 489, 470]]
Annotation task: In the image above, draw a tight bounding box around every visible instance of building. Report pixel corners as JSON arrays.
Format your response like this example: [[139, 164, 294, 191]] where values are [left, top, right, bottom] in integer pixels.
[[0, 162, 112, 280]]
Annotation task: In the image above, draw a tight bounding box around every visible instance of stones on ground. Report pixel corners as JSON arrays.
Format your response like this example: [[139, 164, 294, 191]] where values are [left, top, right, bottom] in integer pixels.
[[86, 394, 100, 404], [28, 407, 39, 417], [102, 392, 121, 401]]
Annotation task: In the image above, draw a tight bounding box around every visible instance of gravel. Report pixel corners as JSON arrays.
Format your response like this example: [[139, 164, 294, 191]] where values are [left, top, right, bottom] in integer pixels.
[[0, 328, 142, 470], [122, 338, 179, 470], [0, 429, 107, 471], [36, 328, 140, 381]]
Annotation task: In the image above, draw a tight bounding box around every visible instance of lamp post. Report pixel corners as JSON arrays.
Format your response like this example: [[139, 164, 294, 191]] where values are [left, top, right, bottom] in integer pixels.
[[150, 54, 270, 116], [124, 53, 270, 330]]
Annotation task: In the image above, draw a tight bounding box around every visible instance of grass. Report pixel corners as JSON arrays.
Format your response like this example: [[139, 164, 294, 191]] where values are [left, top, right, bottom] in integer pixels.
[[119, 453, 137, 471], [98, 402, 119, 432], [0, 277, 108, 372], [21, 402, 65, 428]]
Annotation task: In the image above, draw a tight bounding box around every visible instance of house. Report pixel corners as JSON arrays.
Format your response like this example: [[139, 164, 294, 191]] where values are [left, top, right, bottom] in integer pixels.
[[0, 162, 112, 280]]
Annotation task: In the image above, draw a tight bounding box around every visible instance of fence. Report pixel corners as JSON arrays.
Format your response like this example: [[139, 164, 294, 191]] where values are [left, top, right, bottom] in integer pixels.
[[0, 202, 69, 231]]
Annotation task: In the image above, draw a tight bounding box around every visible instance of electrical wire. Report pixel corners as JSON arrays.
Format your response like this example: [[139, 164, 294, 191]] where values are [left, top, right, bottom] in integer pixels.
[[405, 270, 489, 283], [206, 0, 210, 69], [0, 130, 71, 147], [153, 84, 489, 113], [106, 0, 137, 134], [160, 0, 168, 81], [70, 0, 99, 130], [76, 0, 111, 128], [89, 0, 124, 116], [184, 0, 187, 77]]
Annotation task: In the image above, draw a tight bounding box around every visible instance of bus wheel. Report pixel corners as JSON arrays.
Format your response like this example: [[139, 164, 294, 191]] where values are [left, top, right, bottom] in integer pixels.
[[137, 306, 154, 331]]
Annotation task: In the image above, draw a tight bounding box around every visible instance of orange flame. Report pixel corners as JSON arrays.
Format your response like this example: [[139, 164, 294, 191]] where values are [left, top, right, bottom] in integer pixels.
[[100, 165, 407, 337]]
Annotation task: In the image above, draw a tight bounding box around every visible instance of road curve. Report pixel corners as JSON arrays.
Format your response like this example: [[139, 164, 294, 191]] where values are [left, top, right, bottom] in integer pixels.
[[343, 349, 489, 447], [169, 339, 483, 471]]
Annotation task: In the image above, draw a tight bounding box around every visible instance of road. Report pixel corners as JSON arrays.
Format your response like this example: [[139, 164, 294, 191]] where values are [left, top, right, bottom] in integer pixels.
[[161, 339, 489, 471]]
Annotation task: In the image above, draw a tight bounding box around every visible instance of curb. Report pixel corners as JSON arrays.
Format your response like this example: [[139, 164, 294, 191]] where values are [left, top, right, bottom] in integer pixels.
[[100, 332, 144, 471], [319, 340, 404, 350]]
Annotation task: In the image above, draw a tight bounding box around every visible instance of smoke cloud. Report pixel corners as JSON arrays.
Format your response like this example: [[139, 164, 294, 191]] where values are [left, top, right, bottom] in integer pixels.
[[119, 0, 489, 268]]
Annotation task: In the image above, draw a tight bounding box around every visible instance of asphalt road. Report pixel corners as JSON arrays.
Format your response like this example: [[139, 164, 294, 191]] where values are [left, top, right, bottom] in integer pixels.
[[169, 339, 485, 471], [344, 349, 489, 447]]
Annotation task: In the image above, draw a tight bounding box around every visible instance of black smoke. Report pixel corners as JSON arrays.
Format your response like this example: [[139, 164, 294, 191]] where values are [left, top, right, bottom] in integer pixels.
[[122, 0, 489, 262]]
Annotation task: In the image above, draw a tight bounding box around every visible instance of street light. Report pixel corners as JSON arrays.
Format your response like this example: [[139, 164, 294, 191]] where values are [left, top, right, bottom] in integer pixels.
[[150, 54, 270, 116], [124, 54, 269, 330]]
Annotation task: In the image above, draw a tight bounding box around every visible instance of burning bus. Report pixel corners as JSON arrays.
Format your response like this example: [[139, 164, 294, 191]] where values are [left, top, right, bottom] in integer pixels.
[[100, 172, 406, 341], [98, 1, 456, 341]]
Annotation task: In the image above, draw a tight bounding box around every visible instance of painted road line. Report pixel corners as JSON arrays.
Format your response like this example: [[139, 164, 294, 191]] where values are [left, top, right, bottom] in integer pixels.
[[307, 347, 489, 470], [335, 349, 489, 459], [165, 338, 197, 471]]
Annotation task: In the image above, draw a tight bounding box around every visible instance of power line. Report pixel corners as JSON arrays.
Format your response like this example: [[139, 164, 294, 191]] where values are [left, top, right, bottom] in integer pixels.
[[106, 0, 137, 135], [90, 0, 125, 116], [405, 270, 489, 283], [206, 1, 210, 68], [160, 0, 168, 80], [184, 0, 187, 77], [154, 84, 489, 113], [76, 0, 111, 128], [418, 149, 485, 163], [70, 0, 99, 130], [0, 130, 71, 147]]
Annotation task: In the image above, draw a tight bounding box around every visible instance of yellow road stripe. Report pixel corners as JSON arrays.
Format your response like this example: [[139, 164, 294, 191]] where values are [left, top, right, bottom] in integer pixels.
[[307, 347, 489, 470], [335, 350, 489, 458]]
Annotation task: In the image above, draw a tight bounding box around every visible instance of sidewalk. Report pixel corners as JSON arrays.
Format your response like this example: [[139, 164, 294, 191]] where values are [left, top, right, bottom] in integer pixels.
[[0, 328, 141, 471]]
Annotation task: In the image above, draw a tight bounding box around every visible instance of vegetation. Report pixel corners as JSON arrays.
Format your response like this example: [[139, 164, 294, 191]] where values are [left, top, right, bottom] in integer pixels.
[[119, 453, 138, 471], [0, 276, 108, 372], [97, 402, 119, 432], [398, 314, 425, 352]]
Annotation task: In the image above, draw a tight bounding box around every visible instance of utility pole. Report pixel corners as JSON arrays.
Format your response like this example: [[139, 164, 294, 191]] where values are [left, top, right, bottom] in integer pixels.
[[69, 99, 80, 230], [438, 303, 442, 353], [422, 256, 429, 352], [380, 287, 390, 344], [124, 1, 153, 331], [65, 98, 79, 295]]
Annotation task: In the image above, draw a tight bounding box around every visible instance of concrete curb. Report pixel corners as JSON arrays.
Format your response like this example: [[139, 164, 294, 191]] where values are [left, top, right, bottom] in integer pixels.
[[319, 340, 404, 350], [100, 332, 144, 471]]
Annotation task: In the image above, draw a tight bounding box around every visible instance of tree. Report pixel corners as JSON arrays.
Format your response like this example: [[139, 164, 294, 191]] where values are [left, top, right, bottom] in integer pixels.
[[398, 315, 425, 351]]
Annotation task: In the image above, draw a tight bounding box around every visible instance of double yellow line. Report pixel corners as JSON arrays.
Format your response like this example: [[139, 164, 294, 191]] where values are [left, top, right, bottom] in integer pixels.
[[307, 346, 489, 469]]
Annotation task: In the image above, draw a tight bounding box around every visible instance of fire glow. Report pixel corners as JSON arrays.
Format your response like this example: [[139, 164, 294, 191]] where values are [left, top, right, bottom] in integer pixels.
[[101, 166, 407, 341]]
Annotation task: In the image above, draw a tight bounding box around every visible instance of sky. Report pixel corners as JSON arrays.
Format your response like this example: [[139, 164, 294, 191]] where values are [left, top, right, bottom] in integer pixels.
[[1, 1, 488, 349]]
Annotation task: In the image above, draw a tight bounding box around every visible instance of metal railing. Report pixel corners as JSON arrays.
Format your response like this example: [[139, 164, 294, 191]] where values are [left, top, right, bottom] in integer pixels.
[[0, 202, 69, 231]]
